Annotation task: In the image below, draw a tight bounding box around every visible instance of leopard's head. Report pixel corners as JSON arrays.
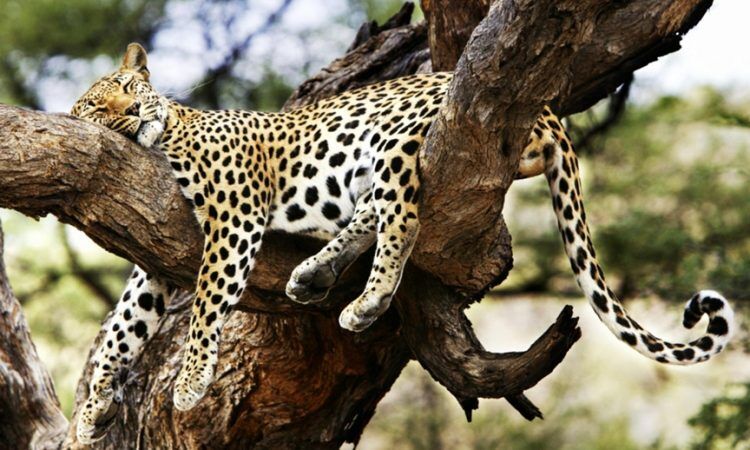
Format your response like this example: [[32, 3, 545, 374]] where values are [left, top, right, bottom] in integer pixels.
[[72, 43, 168, 145]]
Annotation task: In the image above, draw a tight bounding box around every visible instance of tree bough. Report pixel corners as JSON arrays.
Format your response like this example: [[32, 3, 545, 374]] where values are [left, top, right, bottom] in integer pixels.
[[0, 1, 714, 447]]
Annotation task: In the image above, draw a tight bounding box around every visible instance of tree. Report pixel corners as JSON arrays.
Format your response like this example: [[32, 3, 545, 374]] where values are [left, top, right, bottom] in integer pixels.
[[0, 1, 715, 448]]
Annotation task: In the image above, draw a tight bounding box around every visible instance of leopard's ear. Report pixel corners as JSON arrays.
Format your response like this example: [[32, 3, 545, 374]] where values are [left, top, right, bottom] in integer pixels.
[[121, 43, 150, 80]]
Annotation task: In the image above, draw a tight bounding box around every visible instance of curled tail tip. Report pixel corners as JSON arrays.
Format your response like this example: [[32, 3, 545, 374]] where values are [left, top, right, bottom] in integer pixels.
[[682, 289, 735, 347], [619, 289, 735, 366], [683, 288, 733, 327]]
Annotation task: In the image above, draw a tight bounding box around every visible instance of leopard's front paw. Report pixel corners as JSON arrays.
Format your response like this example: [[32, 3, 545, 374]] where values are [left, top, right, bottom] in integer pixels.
[[286, 258, 339, 304], [136, 120, 164, 148], [338, 292, 392, 332], [172, 360, 215, 411], [76, 386, 121, 445]]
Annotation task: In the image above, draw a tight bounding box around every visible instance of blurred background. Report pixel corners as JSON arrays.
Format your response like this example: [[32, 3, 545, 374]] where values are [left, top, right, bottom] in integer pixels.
[[1, 0, 749, 448]]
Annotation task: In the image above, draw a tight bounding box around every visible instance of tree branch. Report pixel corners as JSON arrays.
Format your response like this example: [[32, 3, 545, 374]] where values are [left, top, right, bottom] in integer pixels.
[[567, 73, 633, 155], [346, 1, 416, 52], [397, 268, 581, 421], [283, 4, 430, 110], [420, 0, 491, 71], [0, 0, 716, 446], [58, 224, 120, 308], [414, 0, 715, 292], [191, 0, 295, 109]]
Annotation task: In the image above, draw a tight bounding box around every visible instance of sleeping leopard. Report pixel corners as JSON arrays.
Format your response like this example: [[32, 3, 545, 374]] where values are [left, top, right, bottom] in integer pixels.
[[70, 43, 735, 444]]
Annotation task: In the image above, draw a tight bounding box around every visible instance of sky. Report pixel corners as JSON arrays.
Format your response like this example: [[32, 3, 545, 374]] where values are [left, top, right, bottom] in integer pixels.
[[40, 0, 750, 113], [633, 0, 750, 100]]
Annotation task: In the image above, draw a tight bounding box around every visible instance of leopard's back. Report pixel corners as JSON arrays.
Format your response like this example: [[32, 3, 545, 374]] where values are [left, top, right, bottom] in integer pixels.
[[266, 72, 451, 237]]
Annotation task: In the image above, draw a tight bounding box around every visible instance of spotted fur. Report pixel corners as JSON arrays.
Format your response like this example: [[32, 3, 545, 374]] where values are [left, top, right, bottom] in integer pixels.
[[70, 43, 734, 443], [530, 109, 734, 364], [75, 267, 172, 443]]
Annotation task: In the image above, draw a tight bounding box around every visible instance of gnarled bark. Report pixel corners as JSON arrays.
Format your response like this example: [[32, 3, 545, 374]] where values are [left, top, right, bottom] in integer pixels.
[[414, 0, 714, 292], [421, 0, 491, 71], [0, 1, 713, 448]]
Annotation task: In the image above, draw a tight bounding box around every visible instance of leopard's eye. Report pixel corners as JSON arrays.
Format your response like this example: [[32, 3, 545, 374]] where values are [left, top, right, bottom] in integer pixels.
[[83, 99, 106, 115]]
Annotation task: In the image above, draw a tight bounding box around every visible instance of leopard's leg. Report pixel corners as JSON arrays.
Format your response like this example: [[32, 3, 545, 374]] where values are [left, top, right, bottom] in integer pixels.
[[515, 124, 550, 179], [339, 149, 421, 332], [172, 209, 269, 411], [77, 266, 171, 444], [335, 120, 549, 332], [286, 190, 377, 303]]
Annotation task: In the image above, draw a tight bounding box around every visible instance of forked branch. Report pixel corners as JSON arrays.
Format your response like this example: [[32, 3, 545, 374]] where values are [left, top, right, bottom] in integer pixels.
[[397, 268, 581, 420]]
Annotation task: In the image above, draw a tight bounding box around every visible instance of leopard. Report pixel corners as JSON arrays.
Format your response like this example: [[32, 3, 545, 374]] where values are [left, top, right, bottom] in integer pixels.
[[70, 43, 734, 444]]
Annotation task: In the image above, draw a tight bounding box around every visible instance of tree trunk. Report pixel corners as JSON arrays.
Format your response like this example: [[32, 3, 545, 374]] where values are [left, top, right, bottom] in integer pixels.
[[420, 0, 491, 71], [0, 1, 713, 448]]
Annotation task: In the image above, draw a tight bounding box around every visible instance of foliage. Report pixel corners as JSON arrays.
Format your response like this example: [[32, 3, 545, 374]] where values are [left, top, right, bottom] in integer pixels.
[[689, 384, 750, 450], [0, 0, 167, 107], [0, 0, 166, 57], [353, 0, 422, 23], [0, 0, 380, 111]]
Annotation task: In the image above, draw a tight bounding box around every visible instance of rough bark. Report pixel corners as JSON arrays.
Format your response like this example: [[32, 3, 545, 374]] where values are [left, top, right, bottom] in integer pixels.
[[421, 0, 491, 71], [414, 0, 714, 292], [0, 220, 69, 450], [0, 1, 713, 448]]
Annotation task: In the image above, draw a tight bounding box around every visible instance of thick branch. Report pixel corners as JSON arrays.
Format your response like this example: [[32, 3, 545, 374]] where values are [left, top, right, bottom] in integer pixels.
[[559, 1, 713, 116], [414, 0, 715, 292], [0, 220, 68, 450], [60, 289, 410, 449], [421, 0, 491, 71], [0, 106, 346, 313]]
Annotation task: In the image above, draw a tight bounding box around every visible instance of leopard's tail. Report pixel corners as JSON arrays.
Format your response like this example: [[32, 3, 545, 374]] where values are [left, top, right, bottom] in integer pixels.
[[543, 128, 734, 365]]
